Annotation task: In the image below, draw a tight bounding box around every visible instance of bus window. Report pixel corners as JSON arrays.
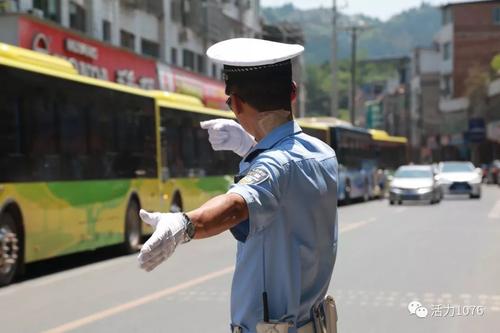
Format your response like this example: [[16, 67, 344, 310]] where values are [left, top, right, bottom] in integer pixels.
[[0, 65, 157, 182], [160, 107, 239, 179]]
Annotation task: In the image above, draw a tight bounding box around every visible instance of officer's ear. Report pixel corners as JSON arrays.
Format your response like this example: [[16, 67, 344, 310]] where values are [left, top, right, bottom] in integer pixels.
[[232, 94, 245, 115], [291, 81, 297, 102]]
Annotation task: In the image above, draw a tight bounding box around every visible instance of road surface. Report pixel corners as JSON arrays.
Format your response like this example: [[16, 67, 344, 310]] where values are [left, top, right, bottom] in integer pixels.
[[1, 186, 499, 333]]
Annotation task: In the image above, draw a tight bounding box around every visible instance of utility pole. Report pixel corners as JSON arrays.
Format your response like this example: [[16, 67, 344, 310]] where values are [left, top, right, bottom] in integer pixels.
[[201, 0, 209, 76], [350, 26, 357, 126], [331, 0, 338, 118], [343, 24, 369, 126]]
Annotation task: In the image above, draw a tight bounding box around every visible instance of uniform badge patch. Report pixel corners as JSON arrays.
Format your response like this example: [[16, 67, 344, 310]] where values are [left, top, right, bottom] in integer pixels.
[[238, 168, 270, 185]]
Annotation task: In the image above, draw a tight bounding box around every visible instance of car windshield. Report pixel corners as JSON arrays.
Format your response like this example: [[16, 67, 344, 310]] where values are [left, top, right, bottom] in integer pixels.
[[441, 163, 474, 173], [394, 169, 433, 178]]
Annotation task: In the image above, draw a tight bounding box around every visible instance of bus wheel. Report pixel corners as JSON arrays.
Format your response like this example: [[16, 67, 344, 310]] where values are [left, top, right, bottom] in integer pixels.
[[363, 179, 370, 202], [124, 201, 141, 254], [344, 180, 351, 205], [170, 194, 183, 213], [0, 213, 20, 286]]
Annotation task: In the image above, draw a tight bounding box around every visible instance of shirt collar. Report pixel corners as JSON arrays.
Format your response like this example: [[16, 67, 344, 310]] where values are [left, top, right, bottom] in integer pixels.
[[253, 120, 302, 151]]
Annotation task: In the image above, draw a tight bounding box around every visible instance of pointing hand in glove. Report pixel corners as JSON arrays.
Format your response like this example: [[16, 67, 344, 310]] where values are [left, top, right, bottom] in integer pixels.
[[137, 209, 190, 272], [200, 119, 255, 157]]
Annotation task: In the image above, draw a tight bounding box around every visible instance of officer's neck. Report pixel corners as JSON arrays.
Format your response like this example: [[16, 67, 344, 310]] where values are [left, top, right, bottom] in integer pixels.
[[253, 110, 292, 142]]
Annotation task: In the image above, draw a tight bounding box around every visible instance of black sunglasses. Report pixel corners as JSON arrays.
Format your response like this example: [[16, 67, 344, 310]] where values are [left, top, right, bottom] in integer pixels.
[[225, 95, 233, 110], [226, 93, 244, 111]]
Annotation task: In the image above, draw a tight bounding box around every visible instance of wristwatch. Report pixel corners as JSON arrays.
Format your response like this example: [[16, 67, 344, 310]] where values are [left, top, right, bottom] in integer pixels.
[[182, 212, 196, 242]]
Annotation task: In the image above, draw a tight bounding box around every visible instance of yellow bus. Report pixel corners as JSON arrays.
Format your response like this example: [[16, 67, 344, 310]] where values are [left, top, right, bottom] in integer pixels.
[[369, 129, 408, 170], [0, 43, 238, 286], [297, 118, 375, 203]]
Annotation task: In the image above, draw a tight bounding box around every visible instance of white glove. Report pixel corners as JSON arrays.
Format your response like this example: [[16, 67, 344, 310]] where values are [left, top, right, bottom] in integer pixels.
[[137, 209, 186, 272], [200, 119, 256, 157]]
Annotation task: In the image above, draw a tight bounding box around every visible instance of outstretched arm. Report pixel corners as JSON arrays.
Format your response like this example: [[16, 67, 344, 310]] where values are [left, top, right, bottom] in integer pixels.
[[200, 119, 255, 156], [188, 193, 248, 239], [137, 193, 248, 271]]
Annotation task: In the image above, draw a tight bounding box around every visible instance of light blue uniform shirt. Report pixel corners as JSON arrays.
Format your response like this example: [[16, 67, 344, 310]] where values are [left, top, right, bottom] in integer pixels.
[[227, 120, 338, 333]]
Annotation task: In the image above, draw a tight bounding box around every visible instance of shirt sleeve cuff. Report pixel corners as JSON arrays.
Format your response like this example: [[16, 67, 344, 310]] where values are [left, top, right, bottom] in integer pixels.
[[228, 186, 259, 238]]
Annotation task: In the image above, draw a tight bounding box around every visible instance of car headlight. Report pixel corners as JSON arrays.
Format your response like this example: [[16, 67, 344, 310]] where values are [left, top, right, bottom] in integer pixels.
[[469, 177, 481, 184], [417, 187, 433, 194]]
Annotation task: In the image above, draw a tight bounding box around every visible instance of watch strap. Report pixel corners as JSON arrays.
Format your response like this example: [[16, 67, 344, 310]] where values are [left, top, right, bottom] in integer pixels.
[[182, 212, 195, 242]]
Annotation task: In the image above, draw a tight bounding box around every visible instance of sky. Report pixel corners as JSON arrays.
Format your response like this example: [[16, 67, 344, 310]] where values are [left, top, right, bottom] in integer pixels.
[[260, 0, 468, 21]]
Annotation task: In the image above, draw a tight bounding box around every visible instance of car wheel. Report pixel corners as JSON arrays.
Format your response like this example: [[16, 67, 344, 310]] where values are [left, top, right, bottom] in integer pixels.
[[0, 213, 21, 287], [389, 200, 395, 205], [124, 200, 141, 254]]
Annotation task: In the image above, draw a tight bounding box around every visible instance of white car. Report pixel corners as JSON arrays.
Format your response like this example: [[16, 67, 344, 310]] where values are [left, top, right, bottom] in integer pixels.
[[389, 165, 442, 205], [437, 161, 482, 199]]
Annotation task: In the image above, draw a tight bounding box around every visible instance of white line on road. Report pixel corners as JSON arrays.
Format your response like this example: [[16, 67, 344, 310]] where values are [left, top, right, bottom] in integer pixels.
[[38, 217, 376, 332], [0, 256, 132, 297], [40, 266, 235, 333], [339, 217, 376, 233], [330, 289, 500, 311], [488, 200, 500, 220], [31, 256, 131, 288], [1, 216, 376, 300]]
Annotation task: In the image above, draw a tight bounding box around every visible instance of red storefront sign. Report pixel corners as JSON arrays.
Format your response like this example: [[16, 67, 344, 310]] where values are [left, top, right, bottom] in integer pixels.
[[18, 16, 157, 89], [157, 63, 227, 110]]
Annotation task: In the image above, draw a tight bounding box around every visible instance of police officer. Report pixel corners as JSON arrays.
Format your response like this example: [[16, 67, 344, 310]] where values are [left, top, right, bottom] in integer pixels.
[[138, 38, 338, 333]]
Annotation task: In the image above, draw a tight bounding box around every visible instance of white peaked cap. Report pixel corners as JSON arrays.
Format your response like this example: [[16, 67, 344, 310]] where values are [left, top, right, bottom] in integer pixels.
[[206, 38, 304, 66]]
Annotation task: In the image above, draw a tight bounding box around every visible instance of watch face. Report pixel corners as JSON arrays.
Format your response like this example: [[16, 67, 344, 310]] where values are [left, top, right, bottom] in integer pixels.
[[186, 221, 196, 239]]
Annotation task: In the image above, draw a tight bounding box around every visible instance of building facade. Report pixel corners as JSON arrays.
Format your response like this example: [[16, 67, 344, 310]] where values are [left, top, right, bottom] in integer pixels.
[[0, 0, 261, 108], [410, 46, 441, 162], [361, 57, 411, 141], [423, 0, 500, 162]]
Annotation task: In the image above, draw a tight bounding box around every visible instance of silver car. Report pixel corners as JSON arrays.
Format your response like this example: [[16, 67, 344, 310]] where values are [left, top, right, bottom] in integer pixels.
[[437, 161, 482, 199], [389, 165, 442, 205]]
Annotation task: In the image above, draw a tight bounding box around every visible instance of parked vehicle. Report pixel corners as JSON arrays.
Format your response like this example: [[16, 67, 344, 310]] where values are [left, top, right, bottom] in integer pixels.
[[389, 165, 442, 205], [437, 161, 482, 199], [485, 160, 500, 184]]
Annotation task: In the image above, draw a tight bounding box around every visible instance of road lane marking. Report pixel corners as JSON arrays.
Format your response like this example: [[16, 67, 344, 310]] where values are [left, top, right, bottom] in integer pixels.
[[394, 207, 407, 214], [40, 217, 376, 332], [30, 256, 131, 288], [0, 286, 23, 297], [0, 257, 133, 297], [329, 289, 500, 311], [41, 266, 235, 333], [488, 200, 500, 220], [339, 217, 376, 233], [3, 216, 376, 299]]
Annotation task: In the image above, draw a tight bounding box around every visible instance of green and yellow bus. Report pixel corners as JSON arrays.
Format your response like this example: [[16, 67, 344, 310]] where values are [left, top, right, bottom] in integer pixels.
[[369, 129, 408, 170], [0, 43, 238, 286]]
